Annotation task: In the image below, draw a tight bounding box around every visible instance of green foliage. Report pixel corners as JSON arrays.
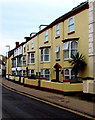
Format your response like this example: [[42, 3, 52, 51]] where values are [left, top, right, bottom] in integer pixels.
[[69, 52, 86, 78]]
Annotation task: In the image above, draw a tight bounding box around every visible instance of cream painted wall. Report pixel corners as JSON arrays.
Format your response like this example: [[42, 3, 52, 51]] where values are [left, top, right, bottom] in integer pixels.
[[7, 6, 89, 82], [6, 55, 13, 75], [63, 9, 89, 78]]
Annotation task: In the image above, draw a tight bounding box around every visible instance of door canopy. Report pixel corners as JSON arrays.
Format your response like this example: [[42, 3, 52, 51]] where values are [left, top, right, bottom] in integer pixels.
[[54, 63, 62, 69]]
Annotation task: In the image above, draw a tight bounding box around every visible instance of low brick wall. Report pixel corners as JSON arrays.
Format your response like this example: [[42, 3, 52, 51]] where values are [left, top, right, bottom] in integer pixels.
[[24, 78, 38, 87], [20, 77, 24, 84], [41, 80, 83, 92], [7, 76, 83, 93], [14, 76, 19, 82]]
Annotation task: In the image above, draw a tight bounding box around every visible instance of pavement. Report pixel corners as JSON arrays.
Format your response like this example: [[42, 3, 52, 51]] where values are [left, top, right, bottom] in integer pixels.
[[1, 77, 95, 118]]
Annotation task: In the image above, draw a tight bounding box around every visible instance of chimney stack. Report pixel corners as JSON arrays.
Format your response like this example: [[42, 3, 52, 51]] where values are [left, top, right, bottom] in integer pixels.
[[39, 24, 48, 31], [15, 42, 19, 47]]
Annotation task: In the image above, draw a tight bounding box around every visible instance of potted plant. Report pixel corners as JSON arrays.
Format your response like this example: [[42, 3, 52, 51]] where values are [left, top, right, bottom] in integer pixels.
[[69, 52, 86, 82]]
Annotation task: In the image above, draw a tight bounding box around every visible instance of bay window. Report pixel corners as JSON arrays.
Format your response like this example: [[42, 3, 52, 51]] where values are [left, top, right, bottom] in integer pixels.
[[63, 41, 78, 59], [41, 48, 50, 62], [28, 52, 35, 64], [41, 69, 50, 80], [64, 69, 75, 79]]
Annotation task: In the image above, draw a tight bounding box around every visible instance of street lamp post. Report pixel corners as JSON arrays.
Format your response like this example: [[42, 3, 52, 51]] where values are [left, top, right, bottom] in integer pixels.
[[6, 45, 10, 57]]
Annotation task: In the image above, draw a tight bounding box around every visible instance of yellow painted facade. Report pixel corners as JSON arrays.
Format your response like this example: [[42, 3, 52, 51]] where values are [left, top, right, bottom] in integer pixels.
[[6, 55, 13, 75], [6, 2, 91, 92]]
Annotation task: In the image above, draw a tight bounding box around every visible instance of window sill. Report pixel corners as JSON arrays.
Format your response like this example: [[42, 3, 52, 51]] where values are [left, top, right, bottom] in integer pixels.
[[40, 61, 50, 63], [55, 36, 60, 39], [28, 63, 35, 65], [64, 58, 72, 61], [56, 59, 60, 61], [68, 31, 75, 35], [21, 65, 26, 66], [44, 41, 49, 44]]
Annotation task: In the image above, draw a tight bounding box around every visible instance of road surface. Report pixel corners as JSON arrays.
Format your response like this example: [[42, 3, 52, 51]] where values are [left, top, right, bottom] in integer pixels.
[[2, 85, 92, 120]]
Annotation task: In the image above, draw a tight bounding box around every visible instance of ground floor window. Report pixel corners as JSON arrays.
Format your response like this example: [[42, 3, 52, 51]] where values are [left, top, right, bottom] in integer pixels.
[[17, 71, 21, 76], [12, 71, 16, 76], [28, 69, 35, 76], [64, 68, 75, 79], [21, 70, 26, 76], [40, 69, 50, 80]]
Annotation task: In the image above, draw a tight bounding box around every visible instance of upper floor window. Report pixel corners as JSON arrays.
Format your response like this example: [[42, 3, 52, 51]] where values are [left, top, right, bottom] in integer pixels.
[[28, 52, 35, 64], [27, 44, 29, 51], [41, 69, 50, 81], [24, 46, 26, 53], [17, 57, 21, 67], [12, 59, 16, 68], [44, 30, 48, 43], [22, 56, 26, 66], [41, 48, 50, 62], [55, 46, 60, 60], [64, 69, 75, 79], [31, 39, 34, 49], [68, 17, 74, 33], [56, 24, 60, 37], [63, 41, 78, 59]]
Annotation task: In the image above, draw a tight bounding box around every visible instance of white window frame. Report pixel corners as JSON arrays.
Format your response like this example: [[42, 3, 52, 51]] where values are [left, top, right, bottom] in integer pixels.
[[12, 59, 16, 68], [28, 69, 35, 76], [21, 70, 26, 76], [40, 69, 50, 81], [68, 16, 74, 33], [55, 46, 60, 59], [64, 68, 75, 79], [44, 30, 48, 42], [63, 41, 78, 60], [28, 52, 35, 64], [56, 24, 60, 37], [22, 56, 26, 66], [12, 71, 16, 76], [41, 48, 50, 62], [62, 42, 69, 50]]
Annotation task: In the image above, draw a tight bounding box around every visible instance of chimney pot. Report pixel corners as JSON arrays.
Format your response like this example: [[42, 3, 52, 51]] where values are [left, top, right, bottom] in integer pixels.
[[15, 42, 19, 47]]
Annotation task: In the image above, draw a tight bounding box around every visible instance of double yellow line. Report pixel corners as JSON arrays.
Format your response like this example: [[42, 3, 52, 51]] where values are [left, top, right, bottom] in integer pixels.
[[1, 83, 95, 120]]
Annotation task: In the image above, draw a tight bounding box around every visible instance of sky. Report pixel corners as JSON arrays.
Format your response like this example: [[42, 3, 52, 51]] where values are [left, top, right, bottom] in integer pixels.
[[0, 0, 86, 56]]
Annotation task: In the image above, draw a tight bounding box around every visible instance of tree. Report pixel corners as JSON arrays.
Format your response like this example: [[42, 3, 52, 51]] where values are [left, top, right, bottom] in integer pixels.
[[69, 52, 86, 78]]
